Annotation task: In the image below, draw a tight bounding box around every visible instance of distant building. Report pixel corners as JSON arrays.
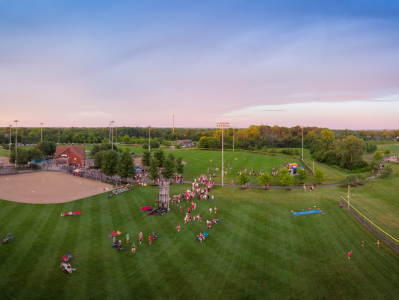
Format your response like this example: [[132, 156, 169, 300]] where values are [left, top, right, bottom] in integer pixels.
[[54, 145, 85, 166], [175, 139, 194, 147]]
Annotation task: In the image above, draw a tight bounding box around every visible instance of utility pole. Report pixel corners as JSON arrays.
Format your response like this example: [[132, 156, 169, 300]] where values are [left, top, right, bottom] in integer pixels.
[[233, 126, 235, 151], [301, 126, 304, 161], [149, 125, 151, 152], [58, 127, 60, 144], [40, 123, 43, 142], [173, 115, 175, 133], [110, 121, 115, 150], [348, 185, 350, 212], [14, 120, 20, 167], [216, 122, 230, 187], [9, 124, 12, 147]]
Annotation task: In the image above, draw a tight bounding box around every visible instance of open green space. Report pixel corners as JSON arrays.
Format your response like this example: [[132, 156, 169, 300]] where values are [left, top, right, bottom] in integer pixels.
[[167, 149, 352, 186], [0, 149, 10, 158], [1, 179, 399, 299], [376, 143, 399, 152]]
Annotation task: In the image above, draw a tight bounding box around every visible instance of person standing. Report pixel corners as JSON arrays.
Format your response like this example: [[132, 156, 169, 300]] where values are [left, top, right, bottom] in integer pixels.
[[212, 195, 214, 202], [214, 207, 217, 214], [180, 205, 183, 212], [377, 240, 380, 247], [177, 224, 181, 232], [209, 207, 212, 214], [348, 251, 352, 260], [139, 232, 143, 244], [126, 233, 130, 243], [361, 241, 364, 246], [149, 236, 152, 245], [131, 243, 136, 253]]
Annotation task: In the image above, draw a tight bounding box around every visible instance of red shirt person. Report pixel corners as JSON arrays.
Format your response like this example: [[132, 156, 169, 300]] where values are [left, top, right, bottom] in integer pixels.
[[149, 236, 153, 245]]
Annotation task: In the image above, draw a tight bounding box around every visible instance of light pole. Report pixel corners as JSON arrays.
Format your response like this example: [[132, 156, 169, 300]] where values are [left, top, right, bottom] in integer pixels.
[[173, 115, 174, 133], [14, 120, 20, 167], [40, 123, 43, 142], [148, 125, 151, 152], [9, 124, 12, 147], [233, 126, 235, 152], [58, 127, 60, 144], [110, 121, 115, 150], [216, 122, 230, 187], [301, 126, 304, 161]]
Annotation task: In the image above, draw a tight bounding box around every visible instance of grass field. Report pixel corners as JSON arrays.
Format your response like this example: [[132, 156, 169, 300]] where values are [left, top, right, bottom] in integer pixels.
[[1, 180, 399, 299], [164, 149, 354, 186], [0, 149, 10, 157], [376, 143, 399, 152]]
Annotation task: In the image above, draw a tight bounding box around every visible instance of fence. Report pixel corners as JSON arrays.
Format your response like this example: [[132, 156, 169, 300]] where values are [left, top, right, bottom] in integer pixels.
[[0, 168, 18, 175], [340, 196, 399, 253]]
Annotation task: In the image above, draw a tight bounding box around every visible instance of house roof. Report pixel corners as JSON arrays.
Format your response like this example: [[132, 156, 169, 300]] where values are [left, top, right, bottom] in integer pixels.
[[54, 146, 85, 159], [177, 139, 193, 143]]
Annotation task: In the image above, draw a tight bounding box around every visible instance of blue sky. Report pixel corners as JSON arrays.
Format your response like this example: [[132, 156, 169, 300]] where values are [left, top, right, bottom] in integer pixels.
[[1, 0, 399, 129]]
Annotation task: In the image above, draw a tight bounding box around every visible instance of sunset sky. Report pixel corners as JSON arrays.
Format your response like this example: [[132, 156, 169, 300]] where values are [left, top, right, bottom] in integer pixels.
[[1, 0, 398, 129]]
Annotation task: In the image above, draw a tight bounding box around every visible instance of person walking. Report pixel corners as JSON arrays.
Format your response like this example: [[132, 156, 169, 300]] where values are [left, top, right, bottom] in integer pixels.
[[126, 233, 130, 243], [139, 232, 143, 244], [348, 251, 352, 260], [209, 207, 212, 214], [149, 236, 152, 245]]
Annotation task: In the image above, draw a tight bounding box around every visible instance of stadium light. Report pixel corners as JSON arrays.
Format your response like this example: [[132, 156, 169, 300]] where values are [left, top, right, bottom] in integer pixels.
[[301, 126, 304, 161], [148, 125, 151, 152], [9, 124, 12, 146], [233, 126, 235, 152], [14, 120, 20, 167], [110, 121, 115, 150], [216, 122, 230, 187], [40, 123, 44, 142]]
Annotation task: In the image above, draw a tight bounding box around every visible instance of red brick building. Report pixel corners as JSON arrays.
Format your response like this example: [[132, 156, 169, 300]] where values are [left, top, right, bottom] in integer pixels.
[[54, 146, 85, 166]]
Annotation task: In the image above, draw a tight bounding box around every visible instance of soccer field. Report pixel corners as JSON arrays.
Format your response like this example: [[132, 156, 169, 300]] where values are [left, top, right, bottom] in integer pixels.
[[1, 182, 399, 299]]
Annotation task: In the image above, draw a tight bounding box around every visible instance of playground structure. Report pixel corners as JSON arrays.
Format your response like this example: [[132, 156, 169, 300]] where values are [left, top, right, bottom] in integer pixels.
[[158, 178, 170, 211], [288, 163, 304, 176]]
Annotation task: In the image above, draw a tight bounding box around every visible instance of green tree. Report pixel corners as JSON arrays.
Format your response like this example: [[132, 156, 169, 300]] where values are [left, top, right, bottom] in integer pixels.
[[167, 153, 175, 162], [373, 151, 383, 160], [36, 141, 57, 156], [91, 144, 101, 157], [86, 137, 91, 144], [148, 158, 159, 181], [314, 169, 325, 182], [279, 173, 294, 187], [122, 135, 130, 144], [118, 149, 134, 180], [296, 168, 308, 181], [92, 136, 98, 143], [28, 148, 44, 160], [93, 150, 105, 169], [162, 158, 175, 179], [384, 149, 391, 155], [336, 135, 366, 162], [257, 172, 272, 187], [154, 149, 165, 168], [102, 150, 119, 179], [141, 150, 151, 167], [237, 173, 250, 186], [175, 156, 184, 174]]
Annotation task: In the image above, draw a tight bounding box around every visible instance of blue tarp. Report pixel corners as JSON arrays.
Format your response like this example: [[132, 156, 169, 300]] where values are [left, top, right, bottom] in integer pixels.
[[136, 168, 142, 171], [293, 210, 322, 215]]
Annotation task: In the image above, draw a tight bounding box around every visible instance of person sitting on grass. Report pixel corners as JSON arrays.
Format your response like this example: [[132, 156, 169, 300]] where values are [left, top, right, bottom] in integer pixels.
[[153, 232, 157, 240]]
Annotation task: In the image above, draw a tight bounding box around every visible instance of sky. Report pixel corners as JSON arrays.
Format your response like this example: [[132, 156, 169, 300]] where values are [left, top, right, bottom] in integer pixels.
[[1, 0, 399, 129]]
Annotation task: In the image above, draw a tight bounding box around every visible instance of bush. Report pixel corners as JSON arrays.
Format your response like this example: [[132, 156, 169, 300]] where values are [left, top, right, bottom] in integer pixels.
[[384, 149, 391, 155]]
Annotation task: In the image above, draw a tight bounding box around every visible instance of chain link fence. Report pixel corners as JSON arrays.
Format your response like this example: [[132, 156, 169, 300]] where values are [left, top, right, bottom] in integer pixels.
[[340, 196, 399, 253]]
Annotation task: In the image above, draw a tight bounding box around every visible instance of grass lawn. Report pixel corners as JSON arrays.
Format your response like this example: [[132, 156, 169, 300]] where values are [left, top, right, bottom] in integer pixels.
[[376, 143, 399, 152], [0, 149, 10, 157], [1, 180, 399, 299], [164, 149, 351, 186]]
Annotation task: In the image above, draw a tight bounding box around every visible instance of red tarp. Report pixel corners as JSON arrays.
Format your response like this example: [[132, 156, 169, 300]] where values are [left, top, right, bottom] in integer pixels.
[[141, 206, 151, 211]]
